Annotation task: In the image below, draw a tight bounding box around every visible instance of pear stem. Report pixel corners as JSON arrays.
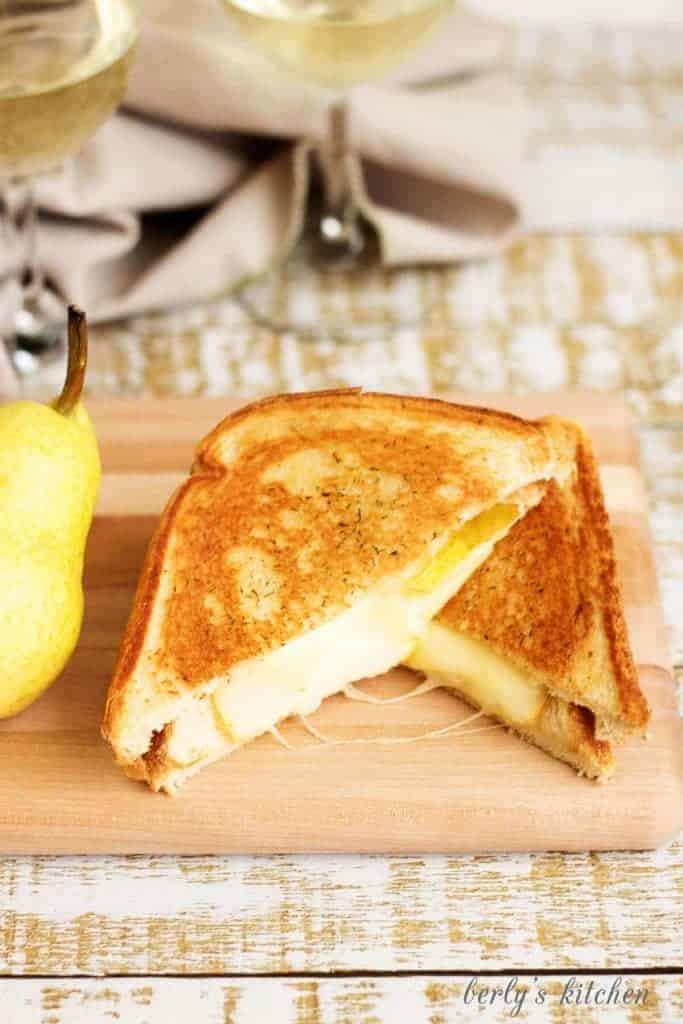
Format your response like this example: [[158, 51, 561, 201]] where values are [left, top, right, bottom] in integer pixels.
[[55, 306, 88, 415]]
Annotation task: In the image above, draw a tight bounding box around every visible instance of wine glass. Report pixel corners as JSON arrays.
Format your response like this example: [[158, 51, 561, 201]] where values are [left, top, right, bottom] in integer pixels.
[[221, 0, 453, 338], [0, 0, 137, 373]]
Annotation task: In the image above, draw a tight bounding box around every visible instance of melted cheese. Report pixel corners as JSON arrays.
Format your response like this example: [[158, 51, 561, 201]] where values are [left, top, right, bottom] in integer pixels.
[[406, 621, 547, 726], [164, 504, 522, 767]]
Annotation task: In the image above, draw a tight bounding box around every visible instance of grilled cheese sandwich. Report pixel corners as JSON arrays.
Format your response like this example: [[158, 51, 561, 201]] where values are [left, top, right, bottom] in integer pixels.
[[103, 391, 559, 791]]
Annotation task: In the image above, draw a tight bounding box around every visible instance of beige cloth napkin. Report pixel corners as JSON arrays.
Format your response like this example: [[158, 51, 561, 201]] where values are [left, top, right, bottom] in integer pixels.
[[0, 2, 525, 390]]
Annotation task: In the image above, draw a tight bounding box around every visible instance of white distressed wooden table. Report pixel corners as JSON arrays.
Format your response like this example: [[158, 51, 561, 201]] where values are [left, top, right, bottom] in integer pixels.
[[5, 22, 683, 1024]]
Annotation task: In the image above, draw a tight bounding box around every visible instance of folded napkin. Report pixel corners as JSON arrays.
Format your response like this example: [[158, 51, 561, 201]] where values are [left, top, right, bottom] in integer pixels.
[[0, 1, 526, 390]]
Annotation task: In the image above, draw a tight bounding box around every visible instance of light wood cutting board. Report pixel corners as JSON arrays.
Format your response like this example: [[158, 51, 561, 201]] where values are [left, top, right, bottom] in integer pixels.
[[1, 392, 681, 854]]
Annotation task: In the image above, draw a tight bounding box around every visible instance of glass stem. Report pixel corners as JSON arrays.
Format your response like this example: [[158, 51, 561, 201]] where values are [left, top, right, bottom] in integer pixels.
[[316, 100, 364, 260], [2, 177, 43, 300]]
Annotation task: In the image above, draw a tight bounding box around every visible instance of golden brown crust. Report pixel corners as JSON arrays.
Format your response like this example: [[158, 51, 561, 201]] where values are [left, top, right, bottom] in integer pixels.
[[102, 390, 557, 769], [521, 698, 614, 780], [195, 389, 547, 467], [439, 418, 649, 735], [440, 479, 578, 676], [527, 697, 614, 780], [572, 431, 650, 734], [102, 483, 189, 737]]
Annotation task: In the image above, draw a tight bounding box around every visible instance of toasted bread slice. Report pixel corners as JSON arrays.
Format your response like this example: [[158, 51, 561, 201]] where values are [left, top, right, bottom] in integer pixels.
[[407, 418, 649, 780], [102, 390, 558, 791]]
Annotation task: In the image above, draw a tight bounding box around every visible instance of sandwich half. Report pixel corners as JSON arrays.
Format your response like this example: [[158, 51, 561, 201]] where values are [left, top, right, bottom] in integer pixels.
[[406, 418, 650, 780], [103, 390, 559, 791]]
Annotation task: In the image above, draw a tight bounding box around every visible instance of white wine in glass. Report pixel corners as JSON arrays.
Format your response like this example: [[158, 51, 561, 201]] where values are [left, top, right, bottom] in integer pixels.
[[0, 0, 137, 371], [221, 0, 453, 336], [223, 0, 453, 90]]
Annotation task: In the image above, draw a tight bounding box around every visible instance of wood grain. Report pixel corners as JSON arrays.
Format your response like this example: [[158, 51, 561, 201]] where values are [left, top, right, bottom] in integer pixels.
[[21, 240, 683, 426], [1, 844, 681, 976], [640, 429, 683, 670], [1, 975, 681, 1023], [0, 393, 679, 856], [21, 235, 682, 424]]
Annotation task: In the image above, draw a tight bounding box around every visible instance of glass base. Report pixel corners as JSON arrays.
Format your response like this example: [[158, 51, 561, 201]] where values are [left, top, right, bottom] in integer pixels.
[[236, 196, 399, 339], [234, 234, 451, 343], [4, 286, 65, 376], [236, 255, 443, 342], [235, 178, 397, 340]]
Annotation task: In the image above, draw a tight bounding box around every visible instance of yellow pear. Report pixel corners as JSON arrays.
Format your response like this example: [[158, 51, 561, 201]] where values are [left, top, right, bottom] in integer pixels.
[[0, 307, 100, 717]]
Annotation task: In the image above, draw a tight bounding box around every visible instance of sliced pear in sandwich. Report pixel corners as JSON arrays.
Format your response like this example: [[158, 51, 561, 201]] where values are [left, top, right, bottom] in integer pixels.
[[407, 623, 548, 728]]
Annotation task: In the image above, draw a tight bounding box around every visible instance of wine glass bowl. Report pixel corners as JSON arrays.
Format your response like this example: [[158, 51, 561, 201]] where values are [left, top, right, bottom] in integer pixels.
[[222, 0, 453, 90], [0, 0, 137, 372], [221, 0, 454, 337]]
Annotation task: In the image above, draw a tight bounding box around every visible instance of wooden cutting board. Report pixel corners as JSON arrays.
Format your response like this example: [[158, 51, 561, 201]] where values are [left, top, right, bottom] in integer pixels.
[[1, 392, 681, 854]]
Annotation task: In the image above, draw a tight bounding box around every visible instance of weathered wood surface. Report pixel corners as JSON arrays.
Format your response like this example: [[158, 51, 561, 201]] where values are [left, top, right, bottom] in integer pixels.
[[0, 419, 679, 976], [640, 430, 683, 671], [0, 844, 681, 976], [2, 20, 681, 1013], [30, 237, 680, 425], [1, 975, 681, 1023]]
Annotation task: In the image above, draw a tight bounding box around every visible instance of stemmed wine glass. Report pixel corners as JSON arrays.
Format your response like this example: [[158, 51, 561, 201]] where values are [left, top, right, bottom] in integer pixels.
[[221, 0, 453, 337], [0, 0, 137, 373]]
